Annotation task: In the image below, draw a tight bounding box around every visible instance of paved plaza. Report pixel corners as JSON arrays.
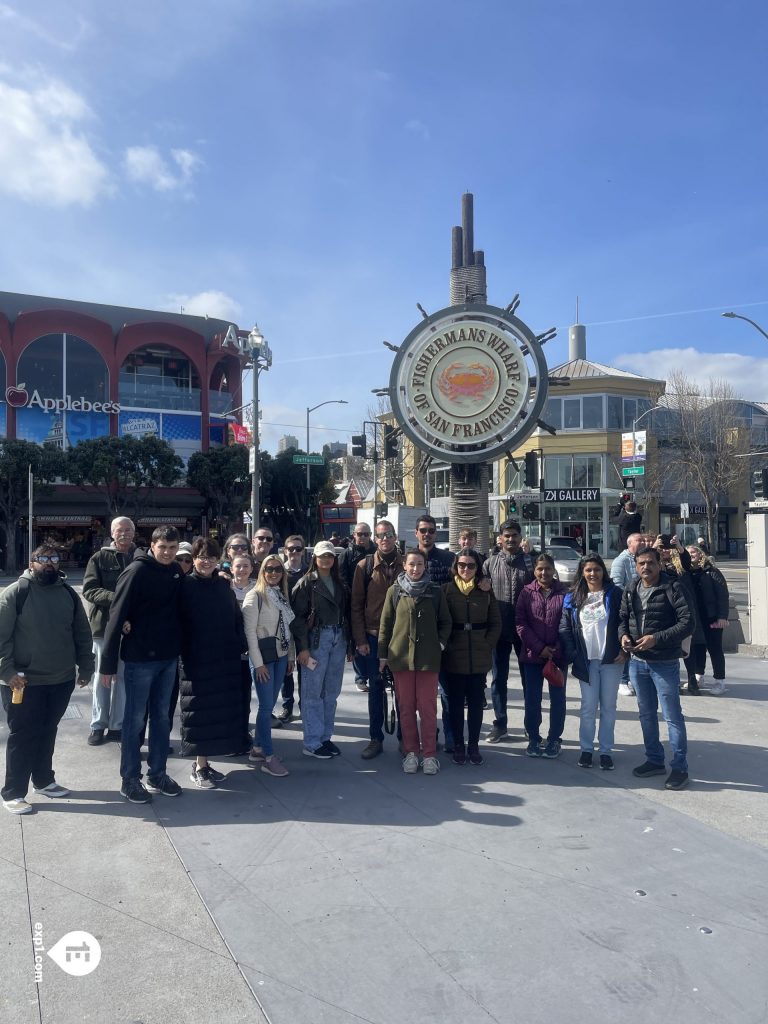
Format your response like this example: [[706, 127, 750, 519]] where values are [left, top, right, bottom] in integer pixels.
[[1, 642, 766, 1024]]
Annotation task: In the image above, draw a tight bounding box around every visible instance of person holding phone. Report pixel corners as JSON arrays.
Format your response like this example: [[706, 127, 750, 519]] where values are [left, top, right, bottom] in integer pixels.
[[290, 542, 352, 760]]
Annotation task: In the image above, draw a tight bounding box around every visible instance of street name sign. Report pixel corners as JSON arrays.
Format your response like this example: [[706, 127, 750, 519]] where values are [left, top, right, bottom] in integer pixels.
[[622, 466, 645, 477], [293, 454, 325, 466]]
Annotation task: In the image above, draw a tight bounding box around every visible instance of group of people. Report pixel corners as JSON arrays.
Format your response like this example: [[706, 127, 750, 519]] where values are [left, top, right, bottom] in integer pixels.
[[0, 509, 730, 813]]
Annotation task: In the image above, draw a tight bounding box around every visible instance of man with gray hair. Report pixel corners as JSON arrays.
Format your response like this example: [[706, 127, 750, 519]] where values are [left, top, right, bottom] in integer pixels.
[[610, 532, 642, 696], [82, 516, 137, 745]]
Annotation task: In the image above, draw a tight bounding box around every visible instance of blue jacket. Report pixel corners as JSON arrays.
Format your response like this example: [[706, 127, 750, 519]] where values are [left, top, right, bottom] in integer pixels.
[[559, 582, 623, 682]]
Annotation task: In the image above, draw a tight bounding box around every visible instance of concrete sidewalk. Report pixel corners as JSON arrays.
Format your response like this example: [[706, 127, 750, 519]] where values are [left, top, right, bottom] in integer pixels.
[[1, 655, 767, 1024]]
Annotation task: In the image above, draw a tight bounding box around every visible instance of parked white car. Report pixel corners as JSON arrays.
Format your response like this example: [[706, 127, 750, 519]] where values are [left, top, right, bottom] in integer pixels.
[[547, 545, 581, 584]]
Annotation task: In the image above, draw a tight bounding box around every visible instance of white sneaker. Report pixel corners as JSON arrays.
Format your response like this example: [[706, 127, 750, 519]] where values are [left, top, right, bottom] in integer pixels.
[[402, 752, 419, 774], [32, 782, 71, 798], [708, 680, 727, 696], [3, 797, 34, 815], [422, 756, 440, 775], [618, 684, 635, 697]]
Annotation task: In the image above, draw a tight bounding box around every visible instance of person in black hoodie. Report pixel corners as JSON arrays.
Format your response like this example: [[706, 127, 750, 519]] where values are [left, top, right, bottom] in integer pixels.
[[100, 526, 184, 804], [338, 524, 376, 692]]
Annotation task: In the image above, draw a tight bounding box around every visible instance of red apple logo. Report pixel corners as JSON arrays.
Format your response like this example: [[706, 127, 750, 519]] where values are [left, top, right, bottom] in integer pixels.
[[5, 383, 29, 408]]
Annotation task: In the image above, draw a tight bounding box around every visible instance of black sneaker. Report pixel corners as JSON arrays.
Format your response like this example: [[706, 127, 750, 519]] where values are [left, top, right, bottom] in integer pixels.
[[271, 715, 283, 729], [277, 708, 293, 722], [632, 761, 666, 778], [87, 729, 106, 746], [145, 774, 182, 797], [321, 740, 341, 757], [578, 751, 593, 768], [303, 745, 333, 759], [106, 729, 122, 742], [599, 755, 615, 771], [665, 769, 690, 790], [452, 744, 466, 766], [467, 746, 484, 766], [121, 779, 152, 804]]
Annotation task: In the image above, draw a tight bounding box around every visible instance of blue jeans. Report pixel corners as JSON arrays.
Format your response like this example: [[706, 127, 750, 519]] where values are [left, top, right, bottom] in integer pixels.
[[120, 658, 178, 782], [254, 656, 288, 756], [302, 627, 347, 751], [360, 633, 385, 741], [579, 659, 622, 754], [353, 649, 369, 687], [629, 658, 688, 772], [91, 637, 126, 731], [522, 662, 567, 743]]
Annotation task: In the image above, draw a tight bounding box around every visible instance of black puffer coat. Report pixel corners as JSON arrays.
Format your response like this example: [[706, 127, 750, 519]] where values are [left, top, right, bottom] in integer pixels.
[[618, 572, 694, 661], [179, 571, 248, 757]]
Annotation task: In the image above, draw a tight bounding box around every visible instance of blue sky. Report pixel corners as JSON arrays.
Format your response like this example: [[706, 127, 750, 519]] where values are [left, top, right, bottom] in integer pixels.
[[1, 0, 767, 453]]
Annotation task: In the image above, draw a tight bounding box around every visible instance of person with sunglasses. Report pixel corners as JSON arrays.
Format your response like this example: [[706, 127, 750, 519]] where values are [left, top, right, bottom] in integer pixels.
[[175, 542, 194, 575], [290, 541, 352, 759], [178, 537, 248, 789], [252, 527, 276, 575], [242, 556, 295, 777], [276, 536, 309, 722], [218, 534, 252, 582], [228, 552, 258, 751], [442, 550, 501, 766], [0, 544, 94, 814], [559, 553, 625, 769], [338, 523, 377, 692]]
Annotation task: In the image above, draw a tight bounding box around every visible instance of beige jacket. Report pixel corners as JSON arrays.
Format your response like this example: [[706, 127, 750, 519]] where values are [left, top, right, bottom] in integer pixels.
[[242, 588, 296, 669]]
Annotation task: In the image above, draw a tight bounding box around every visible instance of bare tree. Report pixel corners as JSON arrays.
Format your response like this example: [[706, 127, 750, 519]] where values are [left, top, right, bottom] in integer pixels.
[[656, 372, 749, 548]]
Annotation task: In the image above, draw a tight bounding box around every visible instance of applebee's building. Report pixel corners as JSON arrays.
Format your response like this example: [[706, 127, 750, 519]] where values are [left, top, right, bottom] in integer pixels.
[[0, 290, 249, 554]]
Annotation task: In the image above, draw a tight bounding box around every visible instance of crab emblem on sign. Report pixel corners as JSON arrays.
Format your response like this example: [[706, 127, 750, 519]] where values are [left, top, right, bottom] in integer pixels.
[[436, 361, 496, 404]]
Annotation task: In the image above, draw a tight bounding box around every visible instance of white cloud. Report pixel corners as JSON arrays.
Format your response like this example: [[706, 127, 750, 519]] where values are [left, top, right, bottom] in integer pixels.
[[165, 290, 243, 321], [615, 347, 768, 402], [404, 118, 430, 142], [0, 72, 111, 207], [124, 145, 202, 193]]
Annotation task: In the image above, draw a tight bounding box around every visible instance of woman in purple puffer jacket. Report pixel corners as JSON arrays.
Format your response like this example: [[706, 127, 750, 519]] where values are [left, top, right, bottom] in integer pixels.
[[515, 553, 568, 760]]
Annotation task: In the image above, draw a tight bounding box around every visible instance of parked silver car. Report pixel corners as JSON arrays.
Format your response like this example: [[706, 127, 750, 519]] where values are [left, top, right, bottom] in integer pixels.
[[547, 545, 581, 584]]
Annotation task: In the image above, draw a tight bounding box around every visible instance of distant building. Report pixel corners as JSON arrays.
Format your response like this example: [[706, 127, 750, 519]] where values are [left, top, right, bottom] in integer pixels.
[[327, 440, 347, 458], [278, 434, 299, 453]]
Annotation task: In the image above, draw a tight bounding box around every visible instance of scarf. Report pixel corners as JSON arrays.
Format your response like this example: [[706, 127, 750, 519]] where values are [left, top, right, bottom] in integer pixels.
[[397, 570, 432, 601], [454, 576, 475, 596]]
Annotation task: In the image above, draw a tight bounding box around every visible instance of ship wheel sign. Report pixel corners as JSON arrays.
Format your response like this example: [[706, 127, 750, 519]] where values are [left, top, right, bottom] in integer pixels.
[[389, 302, 553, 464]]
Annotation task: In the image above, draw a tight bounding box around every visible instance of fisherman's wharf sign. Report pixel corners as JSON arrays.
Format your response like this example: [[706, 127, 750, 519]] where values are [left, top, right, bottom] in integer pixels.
[[389, 304, 551, 464]]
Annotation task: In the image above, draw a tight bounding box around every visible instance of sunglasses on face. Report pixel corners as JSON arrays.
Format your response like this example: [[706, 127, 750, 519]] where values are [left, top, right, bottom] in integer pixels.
[[355, 532, 371, 538], [265, 566, 283, 574], [255, 535, 273, 543], [418, 527, 436, 535], [286, 546, 303, 553], [34, 555, 60, 564], [176, 556, 193, 564], [229, 543, 249, 551], [376, 532, 395, 540], [457, 562, 476, 570]]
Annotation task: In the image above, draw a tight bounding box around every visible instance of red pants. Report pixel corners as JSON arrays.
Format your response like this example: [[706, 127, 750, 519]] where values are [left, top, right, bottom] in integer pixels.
[[393, 671, 439, 759]]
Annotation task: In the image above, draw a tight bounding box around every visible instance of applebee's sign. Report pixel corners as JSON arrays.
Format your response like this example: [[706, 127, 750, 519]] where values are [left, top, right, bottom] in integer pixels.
[[4, 383, 120, 415]]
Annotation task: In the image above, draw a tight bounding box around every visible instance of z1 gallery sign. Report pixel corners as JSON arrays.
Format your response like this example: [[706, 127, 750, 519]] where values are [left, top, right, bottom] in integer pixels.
[[389, 305, 552, 464]]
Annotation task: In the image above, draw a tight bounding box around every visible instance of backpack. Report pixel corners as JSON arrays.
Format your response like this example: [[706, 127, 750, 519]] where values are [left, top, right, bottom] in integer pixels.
[[16, 576, 80, 620]]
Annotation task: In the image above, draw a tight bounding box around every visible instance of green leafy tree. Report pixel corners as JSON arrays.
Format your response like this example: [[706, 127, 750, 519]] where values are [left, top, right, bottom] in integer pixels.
[[187, 445, 250, 538], [65, 435, 184, 523], [261, 449, 333, 540], [0, 440, 67, 575]]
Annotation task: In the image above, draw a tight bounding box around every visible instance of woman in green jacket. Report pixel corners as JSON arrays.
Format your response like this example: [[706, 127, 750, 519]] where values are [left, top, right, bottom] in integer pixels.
[[442, 550, 502, 766], [378, 549, 452, 775]]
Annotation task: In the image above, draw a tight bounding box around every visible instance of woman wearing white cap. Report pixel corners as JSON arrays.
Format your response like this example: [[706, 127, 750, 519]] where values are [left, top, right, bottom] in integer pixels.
[[290, 541, 352, 759]]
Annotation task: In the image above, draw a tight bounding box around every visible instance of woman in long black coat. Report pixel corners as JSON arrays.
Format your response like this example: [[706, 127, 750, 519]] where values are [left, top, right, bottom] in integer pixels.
[[179, 537, 248, 789]]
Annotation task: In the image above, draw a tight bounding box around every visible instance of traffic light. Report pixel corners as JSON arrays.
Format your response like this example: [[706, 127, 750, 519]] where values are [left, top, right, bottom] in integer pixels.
[[383, 425, 398, 459], [508, 495, 518, 515], [524, 451, 539, 489], [522, 502, 539, 521], [752, 467, 768, 499], [351, 434, 367, 458]]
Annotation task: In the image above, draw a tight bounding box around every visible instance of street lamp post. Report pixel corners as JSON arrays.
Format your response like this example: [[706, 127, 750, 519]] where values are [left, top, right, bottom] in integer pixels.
[[722, 311, 768, 343], [243, 326, 272, 540], [306, 399, 348, 537]]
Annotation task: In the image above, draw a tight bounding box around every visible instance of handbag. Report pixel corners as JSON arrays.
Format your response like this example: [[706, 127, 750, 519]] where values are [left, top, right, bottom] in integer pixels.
[[543, 658, 565, 688], [258, 636, 279, 664]]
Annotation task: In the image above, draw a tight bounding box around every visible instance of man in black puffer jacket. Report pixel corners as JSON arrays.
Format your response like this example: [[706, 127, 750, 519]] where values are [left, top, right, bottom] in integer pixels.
[[100, 526, 184, 805], [618, 545, 694, 792]]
